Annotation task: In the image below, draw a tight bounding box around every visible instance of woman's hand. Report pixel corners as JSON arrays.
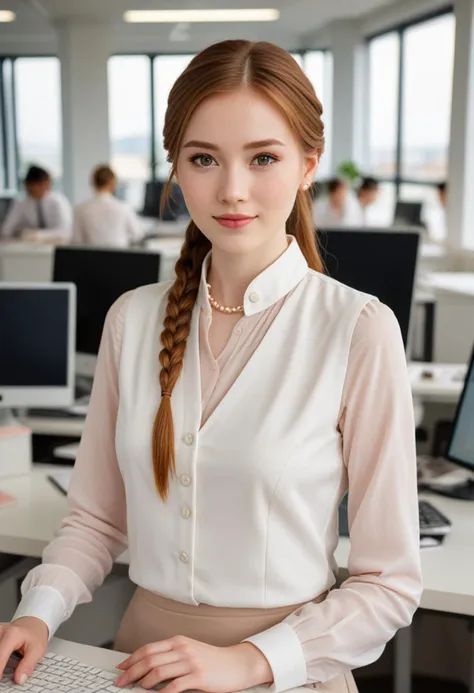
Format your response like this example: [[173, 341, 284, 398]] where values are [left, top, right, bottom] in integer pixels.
[[114, 636, 273, 692], [0, 617, 49, 685]]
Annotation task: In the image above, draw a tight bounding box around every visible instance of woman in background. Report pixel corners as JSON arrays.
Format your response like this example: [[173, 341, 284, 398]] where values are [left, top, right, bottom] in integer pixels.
[[73, 164, 141, 247]]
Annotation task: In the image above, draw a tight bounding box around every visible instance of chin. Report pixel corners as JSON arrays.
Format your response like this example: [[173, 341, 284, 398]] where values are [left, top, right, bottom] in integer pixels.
[[211, 232, 264, 255]]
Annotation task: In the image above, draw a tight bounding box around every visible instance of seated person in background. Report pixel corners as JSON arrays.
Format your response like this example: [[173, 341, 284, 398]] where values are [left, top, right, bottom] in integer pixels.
[[422, 181, 447, 243], [73, 165, 141, 248], [1, 165, 72, 242], [313, 177, 364, 228], [357, 177, 380, 225]]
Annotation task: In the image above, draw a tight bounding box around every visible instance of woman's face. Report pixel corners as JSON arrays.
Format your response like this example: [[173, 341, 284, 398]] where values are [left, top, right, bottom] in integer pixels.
[[176, 88, 318, 256]]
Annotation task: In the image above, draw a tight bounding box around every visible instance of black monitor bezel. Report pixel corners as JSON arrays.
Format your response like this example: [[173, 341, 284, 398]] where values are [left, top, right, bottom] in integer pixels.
[[446, 344, 474, 472]]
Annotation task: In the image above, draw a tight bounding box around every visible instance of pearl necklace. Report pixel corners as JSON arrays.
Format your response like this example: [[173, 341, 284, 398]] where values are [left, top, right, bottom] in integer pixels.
[[206, 284, 244, 314]]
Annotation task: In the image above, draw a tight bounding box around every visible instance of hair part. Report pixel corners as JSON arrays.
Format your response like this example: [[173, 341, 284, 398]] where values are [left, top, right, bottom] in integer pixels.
[[153, 39, 326, 500]]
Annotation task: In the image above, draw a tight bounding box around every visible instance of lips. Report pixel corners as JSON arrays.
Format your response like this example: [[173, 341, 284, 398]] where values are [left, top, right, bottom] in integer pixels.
[[215, 215, 255, 221], [214, 215, 256, 229]]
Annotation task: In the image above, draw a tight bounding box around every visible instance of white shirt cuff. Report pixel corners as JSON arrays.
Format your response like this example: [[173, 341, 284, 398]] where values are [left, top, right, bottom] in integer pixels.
[[12, 586, 70, 640], [244, 622, 308, 693]]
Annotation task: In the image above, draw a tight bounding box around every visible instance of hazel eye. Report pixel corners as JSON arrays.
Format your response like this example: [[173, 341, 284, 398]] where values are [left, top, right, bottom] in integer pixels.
[[252, 154, 278, 166], [191, 154, 215, 167]]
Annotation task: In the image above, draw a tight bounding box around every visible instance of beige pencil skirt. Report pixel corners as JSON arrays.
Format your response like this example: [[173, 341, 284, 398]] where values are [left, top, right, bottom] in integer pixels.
[[114, 587, 358, 693]]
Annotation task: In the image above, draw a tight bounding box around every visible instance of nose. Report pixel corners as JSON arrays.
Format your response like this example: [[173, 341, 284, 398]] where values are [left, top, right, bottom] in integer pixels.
[[217, 165, 249, 205]]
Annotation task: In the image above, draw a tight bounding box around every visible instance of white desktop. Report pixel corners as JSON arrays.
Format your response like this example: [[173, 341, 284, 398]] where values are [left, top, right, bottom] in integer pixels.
[[0, 283, 76, 419], [0, 283, 76, 477]]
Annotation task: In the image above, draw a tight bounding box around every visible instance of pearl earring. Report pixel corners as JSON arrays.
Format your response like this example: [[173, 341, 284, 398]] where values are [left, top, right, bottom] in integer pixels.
[[303, 183, 309, 191]]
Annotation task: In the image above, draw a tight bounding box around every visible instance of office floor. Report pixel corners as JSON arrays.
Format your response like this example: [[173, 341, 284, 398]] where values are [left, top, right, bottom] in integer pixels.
[[356, 677, 466, 692]]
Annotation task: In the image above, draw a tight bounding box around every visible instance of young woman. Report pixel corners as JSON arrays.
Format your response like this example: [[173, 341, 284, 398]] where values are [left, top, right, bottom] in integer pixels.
[[0, 40, 422, 693]]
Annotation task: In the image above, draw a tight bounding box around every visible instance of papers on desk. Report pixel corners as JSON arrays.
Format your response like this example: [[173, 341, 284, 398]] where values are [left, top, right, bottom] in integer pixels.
[[48, 469, 73, 495]]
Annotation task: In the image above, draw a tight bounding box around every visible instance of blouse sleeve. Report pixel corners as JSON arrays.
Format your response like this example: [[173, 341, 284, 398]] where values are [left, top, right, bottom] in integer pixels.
[[12, 292, 133, 638], [245, 300, 423, 692]]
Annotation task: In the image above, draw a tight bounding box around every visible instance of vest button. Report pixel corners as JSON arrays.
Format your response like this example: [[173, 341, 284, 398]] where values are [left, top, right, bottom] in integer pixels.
[[180, 474, 191, 487]]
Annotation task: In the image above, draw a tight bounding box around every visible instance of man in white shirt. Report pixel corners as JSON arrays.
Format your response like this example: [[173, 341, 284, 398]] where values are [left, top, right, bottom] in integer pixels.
[[313, 178, 364, 229], [73, 165, 142, 248], [1, 166, 72, 241]]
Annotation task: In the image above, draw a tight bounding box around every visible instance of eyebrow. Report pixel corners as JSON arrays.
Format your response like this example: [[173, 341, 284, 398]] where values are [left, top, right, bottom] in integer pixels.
[[183, 139, 286, 151]]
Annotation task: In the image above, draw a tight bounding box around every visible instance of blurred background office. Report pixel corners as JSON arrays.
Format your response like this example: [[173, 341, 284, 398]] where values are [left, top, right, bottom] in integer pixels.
[[1, 1, 474, 692]]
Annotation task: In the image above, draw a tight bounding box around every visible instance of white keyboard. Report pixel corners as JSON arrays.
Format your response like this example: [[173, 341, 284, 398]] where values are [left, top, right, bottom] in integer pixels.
[[1, 651, 142, 691]]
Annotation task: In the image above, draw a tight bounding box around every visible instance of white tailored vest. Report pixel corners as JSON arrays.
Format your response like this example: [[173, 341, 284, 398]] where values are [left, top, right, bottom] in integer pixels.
[[116, 271, 373, 608]]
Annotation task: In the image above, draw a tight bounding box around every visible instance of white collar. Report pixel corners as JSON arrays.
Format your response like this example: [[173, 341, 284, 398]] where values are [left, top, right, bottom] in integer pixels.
[[197, 235, 309, 317]]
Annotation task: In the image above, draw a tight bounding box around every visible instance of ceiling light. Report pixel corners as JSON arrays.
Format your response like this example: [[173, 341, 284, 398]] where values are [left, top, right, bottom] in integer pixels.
[[124, 9, 280, 23], [0, 10, 15, 22]]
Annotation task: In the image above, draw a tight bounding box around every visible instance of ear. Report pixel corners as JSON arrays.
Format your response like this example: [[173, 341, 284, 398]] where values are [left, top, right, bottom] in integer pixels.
[[303, 152, 319, 184]]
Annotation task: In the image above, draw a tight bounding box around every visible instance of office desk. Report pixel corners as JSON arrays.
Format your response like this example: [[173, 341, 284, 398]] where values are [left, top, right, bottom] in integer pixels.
[[0, 467, 129, 563], [0, 467, 473, 692], [408, 362, 466, 403], [0, 242, 54, 282]]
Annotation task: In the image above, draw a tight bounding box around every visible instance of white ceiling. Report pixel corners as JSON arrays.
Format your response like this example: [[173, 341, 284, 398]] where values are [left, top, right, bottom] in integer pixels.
[[0, 0, 437, 52]]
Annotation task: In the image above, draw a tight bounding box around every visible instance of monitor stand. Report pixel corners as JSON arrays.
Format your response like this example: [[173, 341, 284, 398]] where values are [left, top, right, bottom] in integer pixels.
[[431, 479, 474, 501]]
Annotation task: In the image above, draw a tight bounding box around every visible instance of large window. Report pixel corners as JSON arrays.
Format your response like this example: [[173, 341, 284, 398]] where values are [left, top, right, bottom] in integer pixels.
[[109, 49, 332, 202], [368, 32, 400, 178], [154, 55, 193, 180], [401, 14, 455, 181], [0, 56, 62, 192], [367, 10, 455, 233], [303, 50, 333, 178], [108, 55, 151, 208], [14, 58, 62, 181]]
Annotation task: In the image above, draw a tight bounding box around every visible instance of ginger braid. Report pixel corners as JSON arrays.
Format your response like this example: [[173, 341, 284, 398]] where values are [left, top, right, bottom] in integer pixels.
[[151, 222, 210, 501]]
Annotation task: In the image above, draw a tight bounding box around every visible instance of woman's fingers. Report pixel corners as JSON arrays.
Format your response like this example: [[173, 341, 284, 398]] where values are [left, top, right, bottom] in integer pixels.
[[160, 673, 197, 693], [138, 662, 190, 690], [117, 639, 174, 670], [115, 651, 181, 687]]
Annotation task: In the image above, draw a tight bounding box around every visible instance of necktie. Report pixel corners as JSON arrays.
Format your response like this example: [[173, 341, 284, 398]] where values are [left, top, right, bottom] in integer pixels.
[[37, 199, 47, 229]]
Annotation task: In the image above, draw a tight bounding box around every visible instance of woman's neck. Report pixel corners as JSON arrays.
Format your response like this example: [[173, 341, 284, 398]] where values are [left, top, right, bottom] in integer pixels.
[[207, 234, 289, 308]]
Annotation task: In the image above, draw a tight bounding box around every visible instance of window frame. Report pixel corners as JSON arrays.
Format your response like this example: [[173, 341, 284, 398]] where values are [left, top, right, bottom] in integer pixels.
[[365, 5, 454, 198], [0, 54, 62, 192]]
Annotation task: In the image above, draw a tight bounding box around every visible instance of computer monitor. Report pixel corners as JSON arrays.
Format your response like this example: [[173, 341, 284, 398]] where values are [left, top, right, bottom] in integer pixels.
[[142, 181, 189, 221], [0, 283, 76, 417], [441, 345, 474, 499], [393, 201, 424, 227], [53, 247, 161, 378], [318, 229, 420, 348]]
